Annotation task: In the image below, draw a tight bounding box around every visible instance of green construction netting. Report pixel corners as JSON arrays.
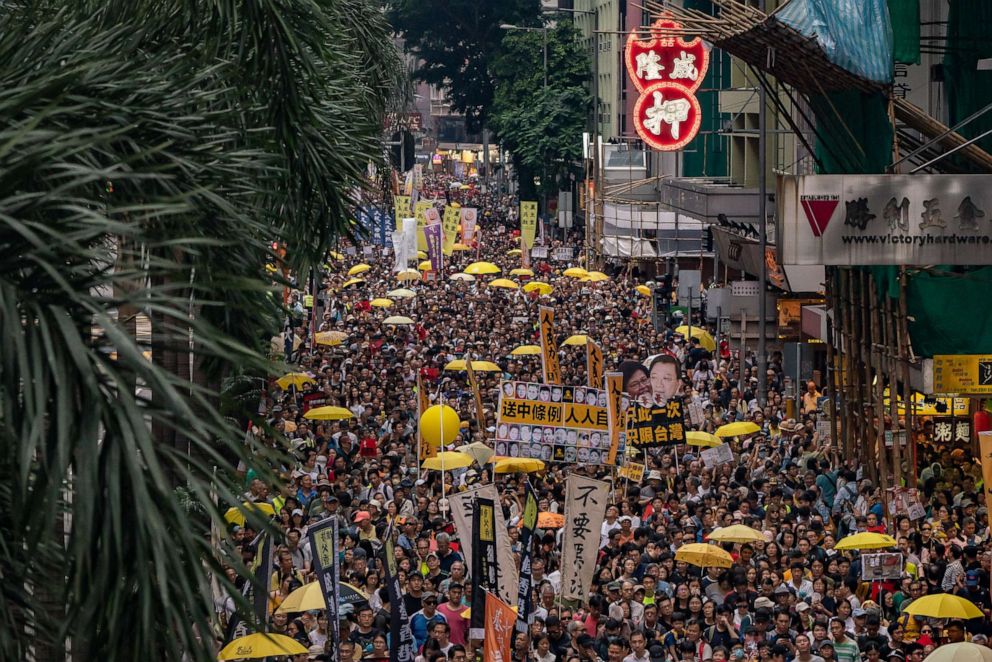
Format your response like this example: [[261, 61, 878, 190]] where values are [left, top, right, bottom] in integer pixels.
[[682, 0, 729, 178], [809, 91, 894, 174], [888, 0, 920, 65], [944, 0, 992, 153], [869, 266, 992, 357]]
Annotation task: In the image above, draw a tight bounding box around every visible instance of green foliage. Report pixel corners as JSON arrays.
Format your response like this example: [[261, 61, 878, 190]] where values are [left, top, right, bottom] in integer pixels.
[[490, 22, 591, 198], [388, 0, 541, 131], [0, 0, 399, 659]]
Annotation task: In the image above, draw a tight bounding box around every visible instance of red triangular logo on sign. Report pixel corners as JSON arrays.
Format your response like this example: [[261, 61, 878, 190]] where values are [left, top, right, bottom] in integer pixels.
[[800, 197, 839, 237]]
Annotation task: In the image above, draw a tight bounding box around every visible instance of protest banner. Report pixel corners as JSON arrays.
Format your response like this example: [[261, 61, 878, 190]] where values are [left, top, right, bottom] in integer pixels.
[[626, 400, 687, 450], [531, 246, 549, 259], [539, 306, 561, 385], [416, 374, 435, 461], [470, 497, 498, 641], [605, 372, 626, 465], [861, 553, 904, 581], [442, 204, 460, 255], [587, 340, 604, 389], [981, 432, 992, 516], [448, 485, 517, 605], [520, 201, 538, 249], [700, 443, 734, 468], [561, 475, 609, 601], [618, 462, 645, 482], [485, 592, 518, 662], [394, 195, 412, 231], [413, 200, 433, 250], [465, 358, 487, 431], [222, 531, 272, 645], [496, 381, 612, 465], [460, 207, 478, 244], [382, 527, 418, 661], [423, 222, 443, 273], [516, 482, 538, 632], [306, 519, 340, 658]]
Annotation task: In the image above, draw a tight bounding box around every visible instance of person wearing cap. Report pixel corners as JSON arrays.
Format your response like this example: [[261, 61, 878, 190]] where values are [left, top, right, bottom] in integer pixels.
[[409, 591, 446, 651]]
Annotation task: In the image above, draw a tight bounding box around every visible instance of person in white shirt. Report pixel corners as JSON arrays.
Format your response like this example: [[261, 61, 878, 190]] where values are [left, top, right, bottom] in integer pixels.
[[624, 630, 652, 662]]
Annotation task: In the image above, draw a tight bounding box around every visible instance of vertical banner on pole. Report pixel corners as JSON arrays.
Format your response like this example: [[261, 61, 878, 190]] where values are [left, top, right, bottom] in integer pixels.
[[484, 592, 518, 662], [520, 201, 538, 249], [423, 222, 444, 274], [605, 372, 625, 466], [381, 526, 418, 661], [470, 497, 498, 641], [560, 475, 610, 601], [516, 482, 538, 632], [414, 200, 433, 251], [539, 305, 561, 385], [307, 519, 340, 660], [465, 359, 487, 431], [461, 207, 478, 244], [417, 374, 435, 460], [394, 195, 412, 231], [448, 485, 518, 605], [587, 340, 604, 389], [442, 205, 460, 255], [520, 240, 531, 269]]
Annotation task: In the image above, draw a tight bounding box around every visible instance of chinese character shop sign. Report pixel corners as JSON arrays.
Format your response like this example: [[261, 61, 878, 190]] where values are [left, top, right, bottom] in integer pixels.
[[625, 18, 709, 151]]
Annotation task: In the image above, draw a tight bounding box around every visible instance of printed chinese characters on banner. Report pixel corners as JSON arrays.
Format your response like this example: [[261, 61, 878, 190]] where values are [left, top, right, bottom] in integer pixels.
[[561, 475, 610, 601]]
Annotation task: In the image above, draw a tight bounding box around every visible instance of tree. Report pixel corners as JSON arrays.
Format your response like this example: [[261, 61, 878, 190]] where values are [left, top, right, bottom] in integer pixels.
[[489, 21, 591, 203], [0, 0, 399, 659], [387, 0, 540, 131]]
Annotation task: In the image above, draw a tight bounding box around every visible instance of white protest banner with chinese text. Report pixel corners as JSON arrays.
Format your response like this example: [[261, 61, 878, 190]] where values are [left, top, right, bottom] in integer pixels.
[[561, 475, 610, 601]]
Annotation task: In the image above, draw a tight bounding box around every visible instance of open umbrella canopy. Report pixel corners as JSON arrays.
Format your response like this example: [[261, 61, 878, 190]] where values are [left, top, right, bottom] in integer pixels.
[[370, 298, 393, 308], [275, 580, 369, 613], [510, 344, 542, 356], [492, 457, 545, 474], [675, 543, 734, 568], [563, 267, 588, 278], [674, 325, 717, 352], [314, 331, 348, 346], [686, 431, 723, 447], [506, 249, 522, 257], [488, 278, 519, 290], [347, 263, 371, 276], [328, 251, 344, 261], [218, 633, 308, 660], [635, 285, 652, 297], [523, 282, 553, 296], [903, 594, 984, 619], [707, 524, 765, 544], [386, 288, 416, 299], [276, 372, 314, 389], [833, 532, 898, 550], [562, 334, 590, 346], [918, 643, 992, 662], [396, 269, 421, 282], [444, 359, 501, 372], [452, 242, 472, 251], [715, 421, 761, 437], [224, 501, 275, 527], [450, 273, 476, 281], [537, 512, 565, 529], [465, 261, 501, 275], [304, 406, 354, 421], [422, 451, 474, 470], [510, 268, 534, 277], [383, 316, 415, 325], [340, 277, 365, 289], [417, 250, 428, 259], [586, 271, 610, 282], [418, 260, 433, 271], [458, 441, 495, 466]]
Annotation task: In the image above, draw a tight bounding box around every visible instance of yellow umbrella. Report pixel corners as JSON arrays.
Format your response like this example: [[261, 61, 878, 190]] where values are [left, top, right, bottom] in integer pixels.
[[507, 249, 522, 257], [304, 406, 354, 421], [314, 331, 347, 346], [386, 288, 416, 299], [833, 532, 898, 550], [444, 359, 502, 372], [452, 243, 472, 251], [347, 263, 371, 276], [510, 345, 542, 356], [396, 269, 421, 282], [422, 451, 474, 470], [218, 633, 308, 660], [493, 457, 546, 474], [510, 268, 534, 277], [465, 261, 501, 275], [328, 251, 344, 261], [277, 581, 325, 613], [587, 271, 610, 282], [523, 281, 553, 296], [674, 325, 717, 352], [340, 277, 365, 289], [265, 263, 277, 273], [417, 250, 428, 259], [224, 501, 276, 527], [636, 285, 652, 297], [563, 267, 588, 278], [538, 512, 565, 529], [903, 594, 984, 619], [384, 316, 415, 325], [562, 334, 590, 346], [276, 372, 314, 389], [686, 431, 723, 448], [418, 260, 434, 271], [715, 421, 761, 438], [489, 278, 519, 290], [675, 543, 734, 568], [707, 525, 765, 544], [370, 298, 394, 308], [450, 273, 476, 281]]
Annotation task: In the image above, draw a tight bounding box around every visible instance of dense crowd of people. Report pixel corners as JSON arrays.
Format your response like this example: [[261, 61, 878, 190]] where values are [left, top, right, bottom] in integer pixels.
[[221, 177, 991, 662]]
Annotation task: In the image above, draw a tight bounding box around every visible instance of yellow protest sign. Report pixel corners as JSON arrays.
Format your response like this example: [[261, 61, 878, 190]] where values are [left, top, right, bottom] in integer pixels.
[[539, 305, 561, 385], [394, 195, 412, 231], [618, 462, 645, 482], [605, 372, 625, 466], [442, 205, 460, 256], [520, 201, 538, 249], [414, 200, 432, 251]]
